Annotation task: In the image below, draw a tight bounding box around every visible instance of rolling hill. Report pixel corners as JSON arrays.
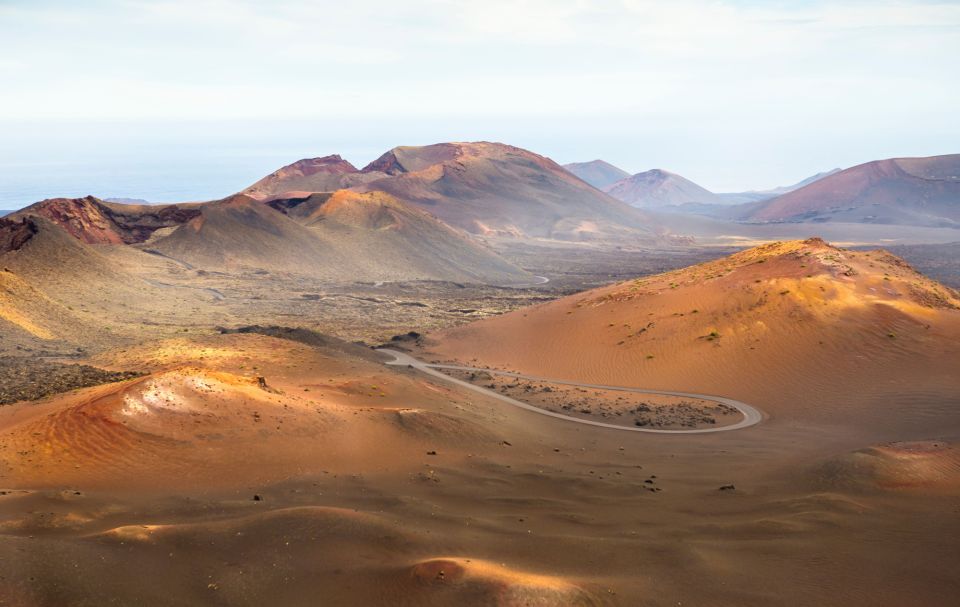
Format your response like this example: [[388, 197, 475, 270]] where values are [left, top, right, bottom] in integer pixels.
[[604, 169, 721, 208], [562, 160, 631, 189], [743, 154, 960, 226]]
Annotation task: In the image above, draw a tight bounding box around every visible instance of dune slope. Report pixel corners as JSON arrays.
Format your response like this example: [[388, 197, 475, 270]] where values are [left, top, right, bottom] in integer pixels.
[[423, 237, 960, 429]]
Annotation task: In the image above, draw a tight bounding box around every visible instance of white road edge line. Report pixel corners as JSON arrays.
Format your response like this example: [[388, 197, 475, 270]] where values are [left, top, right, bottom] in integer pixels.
[[378, 348, 763, 434]]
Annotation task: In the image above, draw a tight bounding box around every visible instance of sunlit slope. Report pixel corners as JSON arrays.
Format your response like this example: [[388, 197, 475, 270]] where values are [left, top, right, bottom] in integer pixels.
[[425, 238, 960, 427]]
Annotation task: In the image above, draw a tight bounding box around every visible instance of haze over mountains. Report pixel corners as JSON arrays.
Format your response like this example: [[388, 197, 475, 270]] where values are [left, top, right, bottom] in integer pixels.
[[604, 169, 722, 208], [741, 154, 960, 227], [562, 160, 631, 189], [569, 161, 842, 210], [717, 169, 842, 204], [564, 154, 960, 232]]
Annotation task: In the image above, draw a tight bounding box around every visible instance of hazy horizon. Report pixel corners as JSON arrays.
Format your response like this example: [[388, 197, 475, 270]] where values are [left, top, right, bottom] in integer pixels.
[[2, 0, 958, 207]]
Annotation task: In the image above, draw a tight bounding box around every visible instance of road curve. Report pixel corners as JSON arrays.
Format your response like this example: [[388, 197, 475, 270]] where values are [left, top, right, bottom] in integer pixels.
[[378, 349, 763, 434], [501, 274, 550, 288]]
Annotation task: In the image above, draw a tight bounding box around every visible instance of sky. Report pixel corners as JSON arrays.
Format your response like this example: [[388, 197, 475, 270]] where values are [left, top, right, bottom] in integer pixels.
[[1, 0, 958, 206]]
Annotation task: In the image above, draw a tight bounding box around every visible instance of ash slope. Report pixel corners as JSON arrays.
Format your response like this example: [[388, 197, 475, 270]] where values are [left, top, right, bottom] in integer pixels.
[[265, 190, 531, 283], [149, 193, 531, 283], [0, 215, 207, 352]]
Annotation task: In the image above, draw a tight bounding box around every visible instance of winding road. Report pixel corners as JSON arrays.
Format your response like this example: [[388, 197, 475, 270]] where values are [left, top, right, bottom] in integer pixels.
[[378, 348, 763, 434]]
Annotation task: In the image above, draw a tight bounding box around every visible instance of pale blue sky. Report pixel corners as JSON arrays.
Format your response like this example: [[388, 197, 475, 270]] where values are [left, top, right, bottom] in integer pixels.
[[1, 0, 958, 205]]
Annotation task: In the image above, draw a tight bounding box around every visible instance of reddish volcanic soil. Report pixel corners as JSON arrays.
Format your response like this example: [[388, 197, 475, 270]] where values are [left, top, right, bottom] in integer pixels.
[[422, 238, 960, 431], [1, 239, 959, 605]]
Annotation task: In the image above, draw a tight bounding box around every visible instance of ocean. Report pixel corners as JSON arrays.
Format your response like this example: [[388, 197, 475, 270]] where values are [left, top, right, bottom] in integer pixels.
[[0, 120, 409, 210]]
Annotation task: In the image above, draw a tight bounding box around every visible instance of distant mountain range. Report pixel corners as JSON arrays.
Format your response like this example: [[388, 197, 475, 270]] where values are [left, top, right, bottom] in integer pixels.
[[564, 154, 960, 229], [564, 161, 841, 210], [8, 148, 959, 301], [3, 141, 675, 293]]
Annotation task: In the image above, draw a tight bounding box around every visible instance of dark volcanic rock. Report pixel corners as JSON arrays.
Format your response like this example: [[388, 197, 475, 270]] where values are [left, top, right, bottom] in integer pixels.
[[0, 217, 38, 253]]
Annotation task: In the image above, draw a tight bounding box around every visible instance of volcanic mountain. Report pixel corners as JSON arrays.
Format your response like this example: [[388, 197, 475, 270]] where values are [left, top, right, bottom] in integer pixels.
[[422, 237, 960, 430], [242, 155, 386, 199], [147, 193, 530, 283], [562, 159, 631, 189], [12, 196, 201, 244], [245, 142, 660, 242], [743, 154, 960, 226], [604, 169, 721, 208], [11, 193, 530, 284]]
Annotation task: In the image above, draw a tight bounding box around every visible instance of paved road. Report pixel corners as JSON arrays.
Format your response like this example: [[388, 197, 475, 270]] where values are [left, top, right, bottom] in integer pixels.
[[379, 348, 763, 434], [500, 275, 550, 288]]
